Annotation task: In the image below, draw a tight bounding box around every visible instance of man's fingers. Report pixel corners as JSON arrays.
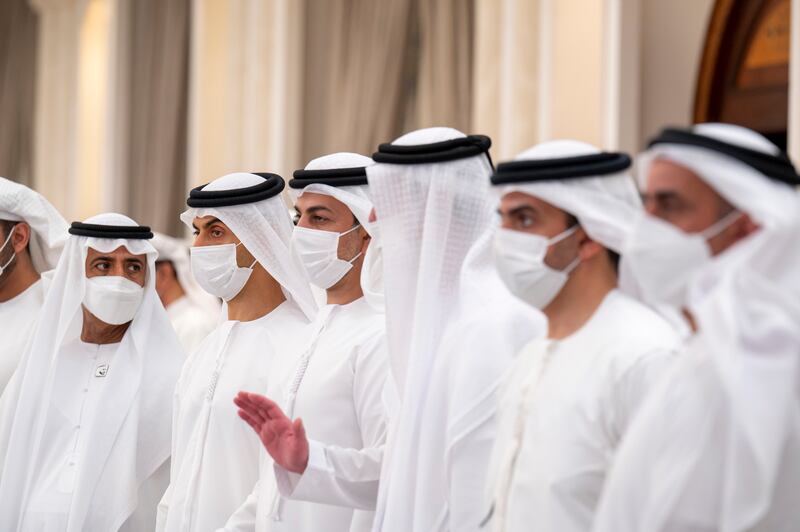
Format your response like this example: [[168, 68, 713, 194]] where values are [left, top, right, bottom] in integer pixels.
[[235, 392, 265, 413], [238, 392, 307, 448], [236, 399, 268, 426], [245, 393, 286, 420], [237, 409, 262, 433]]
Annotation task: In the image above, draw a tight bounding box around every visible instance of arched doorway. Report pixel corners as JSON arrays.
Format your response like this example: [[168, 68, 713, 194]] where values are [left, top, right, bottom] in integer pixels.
[[694, 0, 790, 149]]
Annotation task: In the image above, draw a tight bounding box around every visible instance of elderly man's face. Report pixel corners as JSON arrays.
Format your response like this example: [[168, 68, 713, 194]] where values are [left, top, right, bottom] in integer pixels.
[[85, 246, 147, 287]]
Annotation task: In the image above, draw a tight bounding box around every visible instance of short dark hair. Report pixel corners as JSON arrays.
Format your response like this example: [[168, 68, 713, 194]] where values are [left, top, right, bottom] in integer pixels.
[[565, 214, 620, 272]]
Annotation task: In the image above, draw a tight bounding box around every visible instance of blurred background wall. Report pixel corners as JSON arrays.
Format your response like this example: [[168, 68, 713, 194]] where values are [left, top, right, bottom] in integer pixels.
[[1, 0, 796, 235]]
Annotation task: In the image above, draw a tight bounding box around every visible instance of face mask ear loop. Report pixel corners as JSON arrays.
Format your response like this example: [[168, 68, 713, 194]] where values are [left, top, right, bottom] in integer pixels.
[[0, 226, 17, 274], [543, 224, 581, 274], [562, 255, 582, 275], [0, 225, 15, 251], [546, 223, 580, 247], [700, 210, 743, 240], [233, 240, 257, 270], [339, 223, 364, 264], [340, 223, 361, 237]]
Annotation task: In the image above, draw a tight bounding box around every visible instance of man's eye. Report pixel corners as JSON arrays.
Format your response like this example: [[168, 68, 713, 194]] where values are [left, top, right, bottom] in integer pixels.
[[96, 262, 109, 271], [515, 214, 534, 228], [311, 215, 327, 223], [128, 263, 142, 272], [192, 230, 199, 236], [660, 198, 685, 212], [211, 229, 223, 237]]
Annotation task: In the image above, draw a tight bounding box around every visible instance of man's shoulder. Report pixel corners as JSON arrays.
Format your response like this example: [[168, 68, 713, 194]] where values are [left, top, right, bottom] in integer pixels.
[[599, 291, 683, 352]]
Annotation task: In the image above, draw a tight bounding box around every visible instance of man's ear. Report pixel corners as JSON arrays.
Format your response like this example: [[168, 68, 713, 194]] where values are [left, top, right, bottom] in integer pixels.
[[358, 226, 371, 255], [576, 227, 604, 262], [12, 222, 32, 253]]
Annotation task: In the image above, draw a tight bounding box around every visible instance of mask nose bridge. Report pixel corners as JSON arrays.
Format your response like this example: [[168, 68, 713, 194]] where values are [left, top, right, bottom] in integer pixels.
[[699, 210, 742, 240]]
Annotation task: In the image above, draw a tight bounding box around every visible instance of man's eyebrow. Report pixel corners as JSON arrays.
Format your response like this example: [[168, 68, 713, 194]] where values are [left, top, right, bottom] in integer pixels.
[[499, 205, 538, 216], [305, 205, 334, 215], [642, 190, 681, 202], [203, 217, 222, 229]]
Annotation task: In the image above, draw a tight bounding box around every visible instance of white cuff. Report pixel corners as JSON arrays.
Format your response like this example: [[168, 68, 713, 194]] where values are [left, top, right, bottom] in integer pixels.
[[274, 439, 328, 499]]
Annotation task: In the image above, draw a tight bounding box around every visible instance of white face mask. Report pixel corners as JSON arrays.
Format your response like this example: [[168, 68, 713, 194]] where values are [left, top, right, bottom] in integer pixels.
[[83, 275, 144, 325], [494, 225, 580, 309], [292, 224, 363, 290], [623, 210, 742, 308], [190, 242, 256, 302], [0, 226, 17, 277]]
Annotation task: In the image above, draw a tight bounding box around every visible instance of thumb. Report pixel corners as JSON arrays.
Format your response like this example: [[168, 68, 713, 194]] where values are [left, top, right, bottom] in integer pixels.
[[293, 418, 307, 442]]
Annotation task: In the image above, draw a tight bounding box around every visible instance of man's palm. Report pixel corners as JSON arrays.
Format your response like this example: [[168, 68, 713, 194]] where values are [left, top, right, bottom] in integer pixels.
[[234, 392, 309, 474]]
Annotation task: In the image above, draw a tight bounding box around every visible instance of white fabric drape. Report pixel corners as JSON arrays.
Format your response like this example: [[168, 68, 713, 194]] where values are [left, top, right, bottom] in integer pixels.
[[594, 223, 800, 532], [368, 127, 545, 532]]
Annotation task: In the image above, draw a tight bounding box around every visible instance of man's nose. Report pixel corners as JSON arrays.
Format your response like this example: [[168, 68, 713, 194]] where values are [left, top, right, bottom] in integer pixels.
[[110, 262, 127, 277]]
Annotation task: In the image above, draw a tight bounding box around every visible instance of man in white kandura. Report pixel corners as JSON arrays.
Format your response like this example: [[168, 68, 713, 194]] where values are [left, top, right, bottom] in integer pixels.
[[0, 176, 67, 392], [0, 213, 184, 531], [593, 123, 800, 532], [158, 172, 316, 532], [152, 232, 220, 352], [485, 140, 682, 532], [366, 128, 546, 532], [227, 152, 388, 532]]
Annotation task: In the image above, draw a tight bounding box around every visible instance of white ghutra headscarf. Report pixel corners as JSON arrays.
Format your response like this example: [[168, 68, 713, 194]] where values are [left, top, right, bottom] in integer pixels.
[[0, 176, 68, 272], [368, 127, 545, 532]]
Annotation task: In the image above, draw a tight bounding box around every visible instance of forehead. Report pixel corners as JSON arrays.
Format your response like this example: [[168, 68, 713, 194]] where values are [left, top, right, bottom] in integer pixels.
[[645, 158, 707, 191], [86, 245, 146, 261], [295, 191, 352, 215], [500, 190, 564, 217]]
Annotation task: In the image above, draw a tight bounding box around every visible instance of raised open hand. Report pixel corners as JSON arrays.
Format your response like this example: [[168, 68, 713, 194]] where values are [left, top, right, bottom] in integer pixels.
[[234, 391, 309, 474]]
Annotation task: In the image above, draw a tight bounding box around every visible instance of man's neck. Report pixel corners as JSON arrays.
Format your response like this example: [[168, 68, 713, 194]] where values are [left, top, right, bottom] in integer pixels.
[[544, 262, 616, 340], [0, 260, 40, 303], [80, 306, 130, 344], [227, 266, 287, 322], [326, 261, 364, 306]]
